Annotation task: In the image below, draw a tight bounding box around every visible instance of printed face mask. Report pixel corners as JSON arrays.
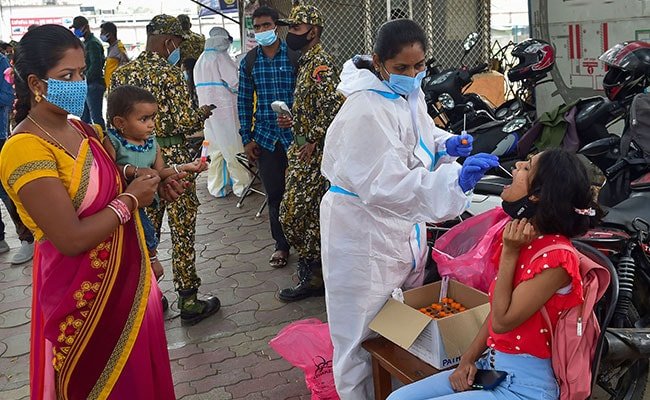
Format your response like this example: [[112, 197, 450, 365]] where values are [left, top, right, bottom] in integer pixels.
[[382, 65, 426, 97], [254, 29, 277, 47], [501, 195, 538, 219], [41, 78, 88, 117]]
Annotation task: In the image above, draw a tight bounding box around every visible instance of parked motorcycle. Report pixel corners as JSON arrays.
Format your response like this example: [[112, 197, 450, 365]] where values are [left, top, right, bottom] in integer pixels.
[[463, 39, 558, 172], [422, 32, 494, 132], [577, 134, 650, 398], [565, 44, 650, 395]]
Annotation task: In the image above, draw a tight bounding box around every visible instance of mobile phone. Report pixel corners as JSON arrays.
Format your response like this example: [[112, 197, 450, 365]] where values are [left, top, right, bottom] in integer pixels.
[[271, 100, 293, 119], [471, 369, 507, 390]]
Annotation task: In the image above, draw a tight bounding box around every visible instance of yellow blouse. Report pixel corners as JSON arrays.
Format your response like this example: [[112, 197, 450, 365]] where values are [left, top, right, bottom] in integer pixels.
[[0, 133, 92, 241]]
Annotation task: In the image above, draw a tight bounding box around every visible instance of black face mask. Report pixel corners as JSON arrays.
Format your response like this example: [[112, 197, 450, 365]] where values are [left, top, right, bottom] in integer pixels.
[[502, 195, 538, 219], [286, 29, 312, 51]]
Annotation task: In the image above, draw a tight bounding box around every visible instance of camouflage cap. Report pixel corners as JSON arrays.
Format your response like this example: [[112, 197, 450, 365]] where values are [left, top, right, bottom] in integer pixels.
[[277, 4, 324, 27], [146, 14, 189, 39]]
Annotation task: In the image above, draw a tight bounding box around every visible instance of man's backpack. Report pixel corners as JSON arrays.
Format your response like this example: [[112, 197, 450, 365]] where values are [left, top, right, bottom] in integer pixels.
[[532, 243, 611, 400], [243, 45, 301, 78]]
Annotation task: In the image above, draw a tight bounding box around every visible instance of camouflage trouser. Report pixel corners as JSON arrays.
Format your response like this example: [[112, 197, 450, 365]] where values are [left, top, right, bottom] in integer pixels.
[[147, 142, 201, 291], [280, 143, 327, 261]]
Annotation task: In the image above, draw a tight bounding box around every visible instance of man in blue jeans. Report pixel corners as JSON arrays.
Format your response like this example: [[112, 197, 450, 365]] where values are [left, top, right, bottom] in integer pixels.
[[71, 16, 106, 131], [0, 52, 34, 264]]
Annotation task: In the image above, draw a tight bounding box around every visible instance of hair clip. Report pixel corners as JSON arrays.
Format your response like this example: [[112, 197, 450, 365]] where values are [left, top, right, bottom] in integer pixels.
[[574, 207, 596, 217]]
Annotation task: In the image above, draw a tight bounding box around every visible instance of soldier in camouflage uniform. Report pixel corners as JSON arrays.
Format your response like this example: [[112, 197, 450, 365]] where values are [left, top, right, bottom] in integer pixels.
[[110, 14, 220, 325], [177, 14, 206, 64], [276, 4, 344, 302], [177, 14, 205, 107]]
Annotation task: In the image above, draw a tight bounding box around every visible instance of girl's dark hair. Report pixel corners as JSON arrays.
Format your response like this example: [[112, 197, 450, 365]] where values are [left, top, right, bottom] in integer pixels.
[[107, 85, 157, 125], [12, 25, 83, 124], [374, 19, 427, 62], [530, 149, 603, 237]]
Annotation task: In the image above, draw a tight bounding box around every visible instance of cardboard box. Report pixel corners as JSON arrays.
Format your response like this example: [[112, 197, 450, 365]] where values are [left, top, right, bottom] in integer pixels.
[[369, 280, 490, 370]]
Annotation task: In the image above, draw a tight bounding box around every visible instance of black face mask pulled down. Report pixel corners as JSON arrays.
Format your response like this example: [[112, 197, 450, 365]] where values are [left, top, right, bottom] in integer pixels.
[[286, 29, 312, 51], [502, 195, 538, 219]]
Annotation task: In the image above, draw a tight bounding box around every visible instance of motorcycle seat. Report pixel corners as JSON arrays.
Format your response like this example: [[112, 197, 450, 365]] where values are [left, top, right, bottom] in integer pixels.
[[474, 175, 511, 196], [602, 195, 650, 231]]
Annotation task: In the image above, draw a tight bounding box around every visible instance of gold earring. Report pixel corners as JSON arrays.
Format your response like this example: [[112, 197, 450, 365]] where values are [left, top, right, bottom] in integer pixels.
[[34, 92, 42, 103]]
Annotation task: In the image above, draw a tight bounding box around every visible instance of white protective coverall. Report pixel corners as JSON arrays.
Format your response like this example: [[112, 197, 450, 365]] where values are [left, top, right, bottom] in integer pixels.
[[320, 59, 471, 399], [194, 27, 251, 197]]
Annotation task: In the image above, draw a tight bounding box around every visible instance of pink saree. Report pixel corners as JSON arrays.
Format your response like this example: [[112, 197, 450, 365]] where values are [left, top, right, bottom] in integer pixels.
[[29, 121, 174, 400]]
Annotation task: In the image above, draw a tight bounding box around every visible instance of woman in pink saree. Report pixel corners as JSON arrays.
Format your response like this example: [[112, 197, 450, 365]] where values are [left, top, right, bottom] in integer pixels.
[[0, 25, 176, 399]]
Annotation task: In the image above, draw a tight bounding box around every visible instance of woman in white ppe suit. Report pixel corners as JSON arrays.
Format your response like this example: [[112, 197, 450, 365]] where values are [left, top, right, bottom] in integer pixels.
[[320, 19, 499, 400], [194, 27, 251, 197]]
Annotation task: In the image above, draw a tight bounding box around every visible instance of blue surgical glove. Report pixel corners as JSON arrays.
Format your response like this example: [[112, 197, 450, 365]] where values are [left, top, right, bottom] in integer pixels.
[[445, 133, 474, 157], [459, 153, 500, 192]]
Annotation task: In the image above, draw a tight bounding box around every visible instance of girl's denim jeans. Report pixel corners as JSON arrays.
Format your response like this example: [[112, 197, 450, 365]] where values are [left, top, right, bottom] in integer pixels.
[[387, 350, 559, 400]]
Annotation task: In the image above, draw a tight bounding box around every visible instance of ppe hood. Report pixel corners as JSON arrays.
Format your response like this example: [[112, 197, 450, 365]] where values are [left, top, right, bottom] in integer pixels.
[[337, 57, 391, 97]]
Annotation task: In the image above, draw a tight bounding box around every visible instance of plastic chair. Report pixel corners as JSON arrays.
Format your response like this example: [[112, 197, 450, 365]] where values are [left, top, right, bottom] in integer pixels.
[[235, 152, 267, 218]]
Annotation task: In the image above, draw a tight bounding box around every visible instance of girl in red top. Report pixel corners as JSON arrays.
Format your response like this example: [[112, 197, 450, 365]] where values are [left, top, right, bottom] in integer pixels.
[[388, 149, 601, 400]]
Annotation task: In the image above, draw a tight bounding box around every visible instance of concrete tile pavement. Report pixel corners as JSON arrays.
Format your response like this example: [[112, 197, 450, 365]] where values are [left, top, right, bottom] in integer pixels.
[[0, 176, 322, 399]]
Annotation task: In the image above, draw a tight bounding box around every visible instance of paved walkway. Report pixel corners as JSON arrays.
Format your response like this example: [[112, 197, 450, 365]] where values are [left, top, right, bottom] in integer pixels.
[[0, 176, 321, 399]]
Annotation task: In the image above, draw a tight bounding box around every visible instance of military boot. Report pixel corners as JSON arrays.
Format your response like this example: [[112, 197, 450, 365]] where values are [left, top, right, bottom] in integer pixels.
[[178, 288, 221, 325], [278, 259, 325, 302], [292, 258, 309, 283]]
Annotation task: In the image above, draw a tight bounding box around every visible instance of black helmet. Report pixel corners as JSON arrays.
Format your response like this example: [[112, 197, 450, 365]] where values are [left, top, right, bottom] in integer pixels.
[[600, 41, 650, 100], [508, 39, 555, 82]]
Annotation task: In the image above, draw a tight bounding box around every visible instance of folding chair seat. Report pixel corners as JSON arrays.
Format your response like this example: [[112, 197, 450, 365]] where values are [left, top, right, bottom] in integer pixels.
[[235, 153, 267, 217]]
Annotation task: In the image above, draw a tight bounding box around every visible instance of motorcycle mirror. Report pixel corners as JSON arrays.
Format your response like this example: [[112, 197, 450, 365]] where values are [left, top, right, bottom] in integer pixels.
[[462, 32, 479, 52], [578, 135, 620, 157]]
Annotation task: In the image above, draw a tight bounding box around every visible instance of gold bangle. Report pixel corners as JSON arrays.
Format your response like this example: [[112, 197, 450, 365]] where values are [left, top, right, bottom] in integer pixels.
[[117, 192, 139, 212]]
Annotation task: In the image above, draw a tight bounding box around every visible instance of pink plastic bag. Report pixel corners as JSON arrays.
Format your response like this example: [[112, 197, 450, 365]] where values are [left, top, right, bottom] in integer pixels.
[[269, 319, 339, 400], [431, 207, 509, 292]]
